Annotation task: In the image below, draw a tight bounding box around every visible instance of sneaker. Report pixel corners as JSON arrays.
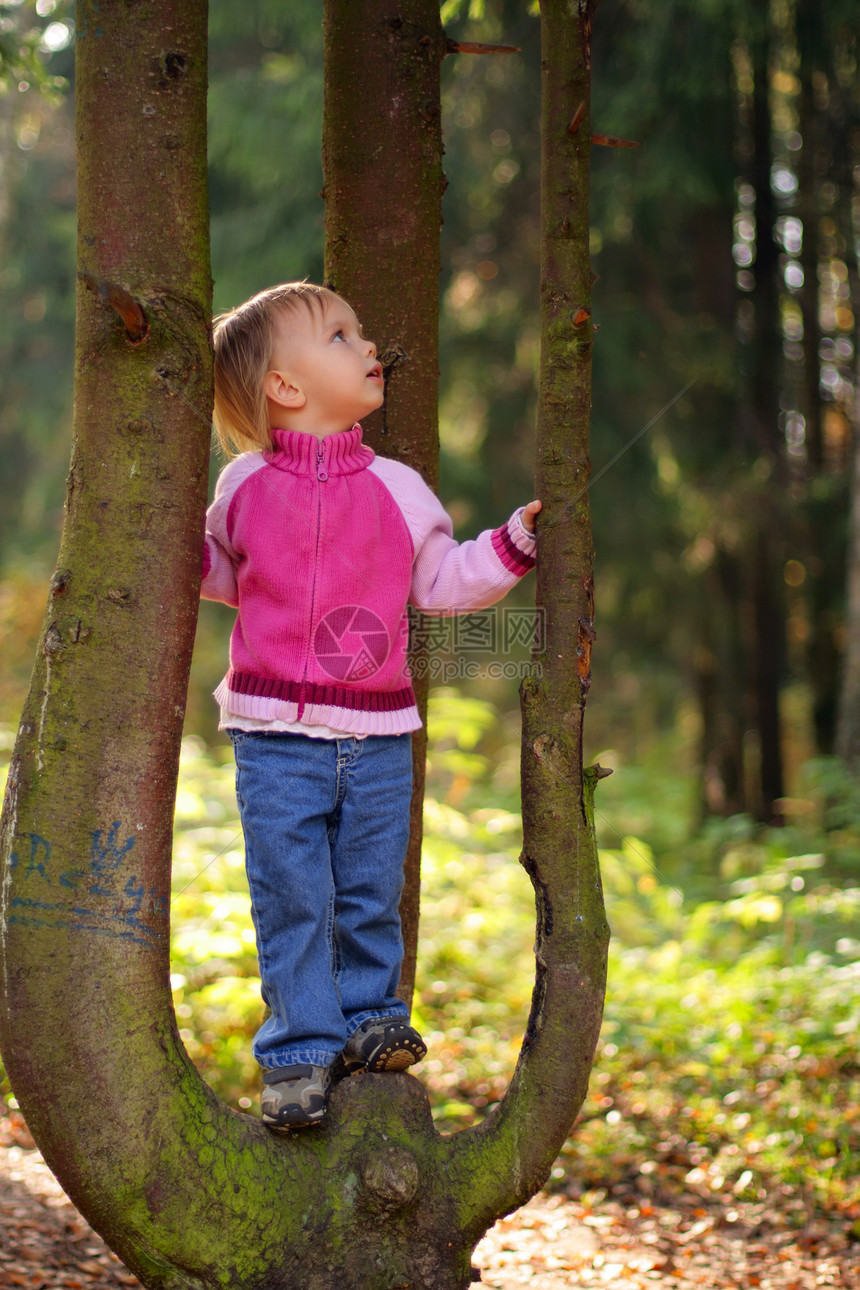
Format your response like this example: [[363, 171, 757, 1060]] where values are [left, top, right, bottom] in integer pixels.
[[343, 1019, 427, 1073], [260, 1063, 332, 1130]]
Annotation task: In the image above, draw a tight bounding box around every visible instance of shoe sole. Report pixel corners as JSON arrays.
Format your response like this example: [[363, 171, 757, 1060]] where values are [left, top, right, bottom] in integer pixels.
[[364, 1037, 427, 1073], [263, 1107, 327, 1131], [265, 1119, 324, 1132]]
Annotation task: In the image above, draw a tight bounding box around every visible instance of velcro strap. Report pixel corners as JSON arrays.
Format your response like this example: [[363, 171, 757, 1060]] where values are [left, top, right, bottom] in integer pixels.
[[262, 1064, 315, 1085]]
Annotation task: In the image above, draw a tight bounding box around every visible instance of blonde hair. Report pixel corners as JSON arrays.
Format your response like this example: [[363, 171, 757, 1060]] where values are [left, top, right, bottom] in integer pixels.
[[212, 281, 342, 456]]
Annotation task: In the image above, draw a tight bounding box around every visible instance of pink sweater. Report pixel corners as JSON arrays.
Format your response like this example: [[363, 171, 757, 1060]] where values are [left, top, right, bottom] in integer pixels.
[[201, 425, 536, 736]]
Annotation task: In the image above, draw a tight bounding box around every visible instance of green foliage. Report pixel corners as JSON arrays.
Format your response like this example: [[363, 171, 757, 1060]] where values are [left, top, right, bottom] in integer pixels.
[[207, 1, 325, 307], [0, 0, 327, 569], [169, 737, 262, 1108], [437, 1, 542, 533], [440, 1, 486, 23], [0, 1, 71, 98], [5, 691, 856, 1215]]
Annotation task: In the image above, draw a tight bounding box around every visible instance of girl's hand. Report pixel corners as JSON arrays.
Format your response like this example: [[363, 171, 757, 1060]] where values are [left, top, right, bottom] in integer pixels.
[[521, 500, 542, 534]]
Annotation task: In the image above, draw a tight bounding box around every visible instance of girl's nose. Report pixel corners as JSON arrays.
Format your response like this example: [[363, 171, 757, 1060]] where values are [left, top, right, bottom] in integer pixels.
[[365, 339, 377, 358]]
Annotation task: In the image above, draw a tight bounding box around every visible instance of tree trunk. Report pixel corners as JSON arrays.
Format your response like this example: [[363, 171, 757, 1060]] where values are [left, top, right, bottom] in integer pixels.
[[834, 78, 860, 763], [796, 0, 844, 758], [745, 7, 785, 819], [796, 0, 824, 476], [322, 0, 446, 1005], [441, 0, 609, 1221], [837, 399, 860, 764], [750, 521, 784, 819], [0, 3, 607, 1286], [695, 550, 747, 820]]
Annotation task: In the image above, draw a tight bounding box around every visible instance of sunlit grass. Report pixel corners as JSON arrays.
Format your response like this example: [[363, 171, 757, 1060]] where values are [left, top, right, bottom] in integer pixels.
[[1, 692, 858, 1217]]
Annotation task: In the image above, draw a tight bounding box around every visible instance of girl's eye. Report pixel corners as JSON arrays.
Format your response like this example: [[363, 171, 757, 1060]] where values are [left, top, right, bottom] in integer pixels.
[[332, 329, 345, 342]]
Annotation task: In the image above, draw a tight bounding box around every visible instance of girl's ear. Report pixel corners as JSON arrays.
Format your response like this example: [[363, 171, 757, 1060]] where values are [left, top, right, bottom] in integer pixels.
[[264, 369, 306, 410]]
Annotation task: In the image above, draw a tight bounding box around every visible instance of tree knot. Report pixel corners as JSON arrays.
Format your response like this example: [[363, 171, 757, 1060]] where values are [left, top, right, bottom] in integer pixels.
[[359, 1145, 419, 1213], [378, 344, 409, 381], [43, 623, 63, 656], [79, 272, 149, 343]]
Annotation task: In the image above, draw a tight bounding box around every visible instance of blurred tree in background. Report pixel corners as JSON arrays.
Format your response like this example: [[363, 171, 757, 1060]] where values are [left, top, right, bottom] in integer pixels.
[[1, 0, 859, 824]]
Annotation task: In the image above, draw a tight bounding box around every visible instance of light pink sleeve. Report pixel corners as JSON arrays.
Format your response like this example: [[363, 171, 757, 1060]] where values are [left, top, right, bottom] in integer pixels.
[[200, 452, 267, 608], [368, 457, 536, 613]]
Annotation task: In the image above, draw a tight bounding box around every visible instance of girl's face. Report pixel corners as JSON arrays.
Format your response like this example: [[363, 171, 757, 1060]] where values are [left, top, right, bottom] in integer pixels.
[[265, 297, 384, 437]]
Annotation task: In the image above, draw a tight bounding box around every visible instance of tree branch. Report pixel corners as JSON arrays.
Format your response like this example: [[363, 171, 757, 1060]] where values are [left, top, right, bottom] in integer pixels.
[[445, 39, 520, 55], [568, 103, 639, 147], [591, 132, 640, 148]]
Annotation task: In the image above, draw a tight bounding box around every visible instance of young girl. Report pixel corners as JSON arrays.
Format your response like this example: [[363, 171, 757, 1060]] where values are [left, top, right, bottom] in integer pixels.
[[201, 282, 540, 1129]]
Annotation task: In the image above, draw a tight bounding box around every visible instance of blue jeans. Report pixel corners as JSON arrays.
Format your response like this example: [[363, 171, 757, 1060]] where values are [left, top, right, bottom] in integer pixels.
[[229, 730, 413, 1071]]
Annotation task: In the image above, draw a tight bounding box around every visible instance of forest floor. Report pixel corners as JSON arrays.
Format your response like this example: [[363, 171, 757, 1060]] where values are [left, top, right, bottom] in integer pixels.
[[2, 1111, 859, 1290]]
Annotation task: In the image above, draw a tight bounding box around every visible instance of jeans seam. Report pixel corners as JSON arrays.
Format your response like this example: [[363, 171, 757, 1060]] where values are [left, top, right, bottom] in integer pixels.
[[328, 890, 342, 996]]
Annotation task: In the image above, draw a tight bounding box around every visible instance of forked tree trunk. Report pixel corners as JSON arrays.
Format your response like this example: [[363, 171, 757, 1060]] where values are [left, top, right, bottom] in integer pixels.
[[0, 2, 607, 1287], [322, 0, 446, 1005]]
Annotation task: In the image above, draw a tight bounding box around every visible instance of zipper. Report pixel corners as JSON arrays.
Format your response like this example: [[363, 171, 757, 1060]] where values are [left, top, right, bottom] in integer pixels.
[[299, 440, 328, 717], [316, 441, 328, 481]]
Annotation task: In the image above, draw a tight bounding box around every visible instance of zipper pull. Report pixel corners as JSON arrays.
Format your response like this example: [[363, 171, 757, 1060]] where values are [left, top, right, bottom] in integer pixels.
[[316, 443, 328, 481]]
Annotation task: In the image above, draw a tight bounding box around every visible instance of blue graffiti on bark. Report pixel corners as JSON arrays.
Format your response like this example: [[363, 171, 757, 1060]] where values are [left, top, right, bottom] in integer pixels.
[[6, 823, 164, 947]]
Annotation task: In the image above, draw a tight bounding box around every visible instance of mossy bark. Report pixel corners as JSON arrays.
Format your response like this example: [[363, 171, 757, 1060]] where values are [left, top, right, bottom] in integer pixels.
[[322, 0, 446, 1006], [444, 0, 609, 1231], [0, 3, 606, 1287]]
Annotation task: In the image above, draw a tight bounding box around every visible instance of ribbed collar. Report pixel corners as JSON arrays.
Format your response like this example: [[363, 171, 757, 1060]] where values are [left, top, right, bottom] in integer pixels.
[[266, 424, 375, 476]]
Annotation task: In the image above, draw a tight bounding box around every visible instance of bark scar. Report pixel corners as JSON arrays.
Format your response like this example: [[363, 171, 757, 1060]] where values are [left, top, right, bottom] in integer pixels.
[[79, 272, 150, 343], [378, 345, 409, 436], [577, 617, 596, 697], [568, 102, 586, 134]]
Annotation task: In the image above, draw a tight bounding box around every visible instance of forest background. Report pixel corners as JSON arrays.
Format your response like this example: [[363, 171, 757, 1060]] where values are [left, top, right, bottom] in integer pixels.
[[0, 0, 858, 1235]]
